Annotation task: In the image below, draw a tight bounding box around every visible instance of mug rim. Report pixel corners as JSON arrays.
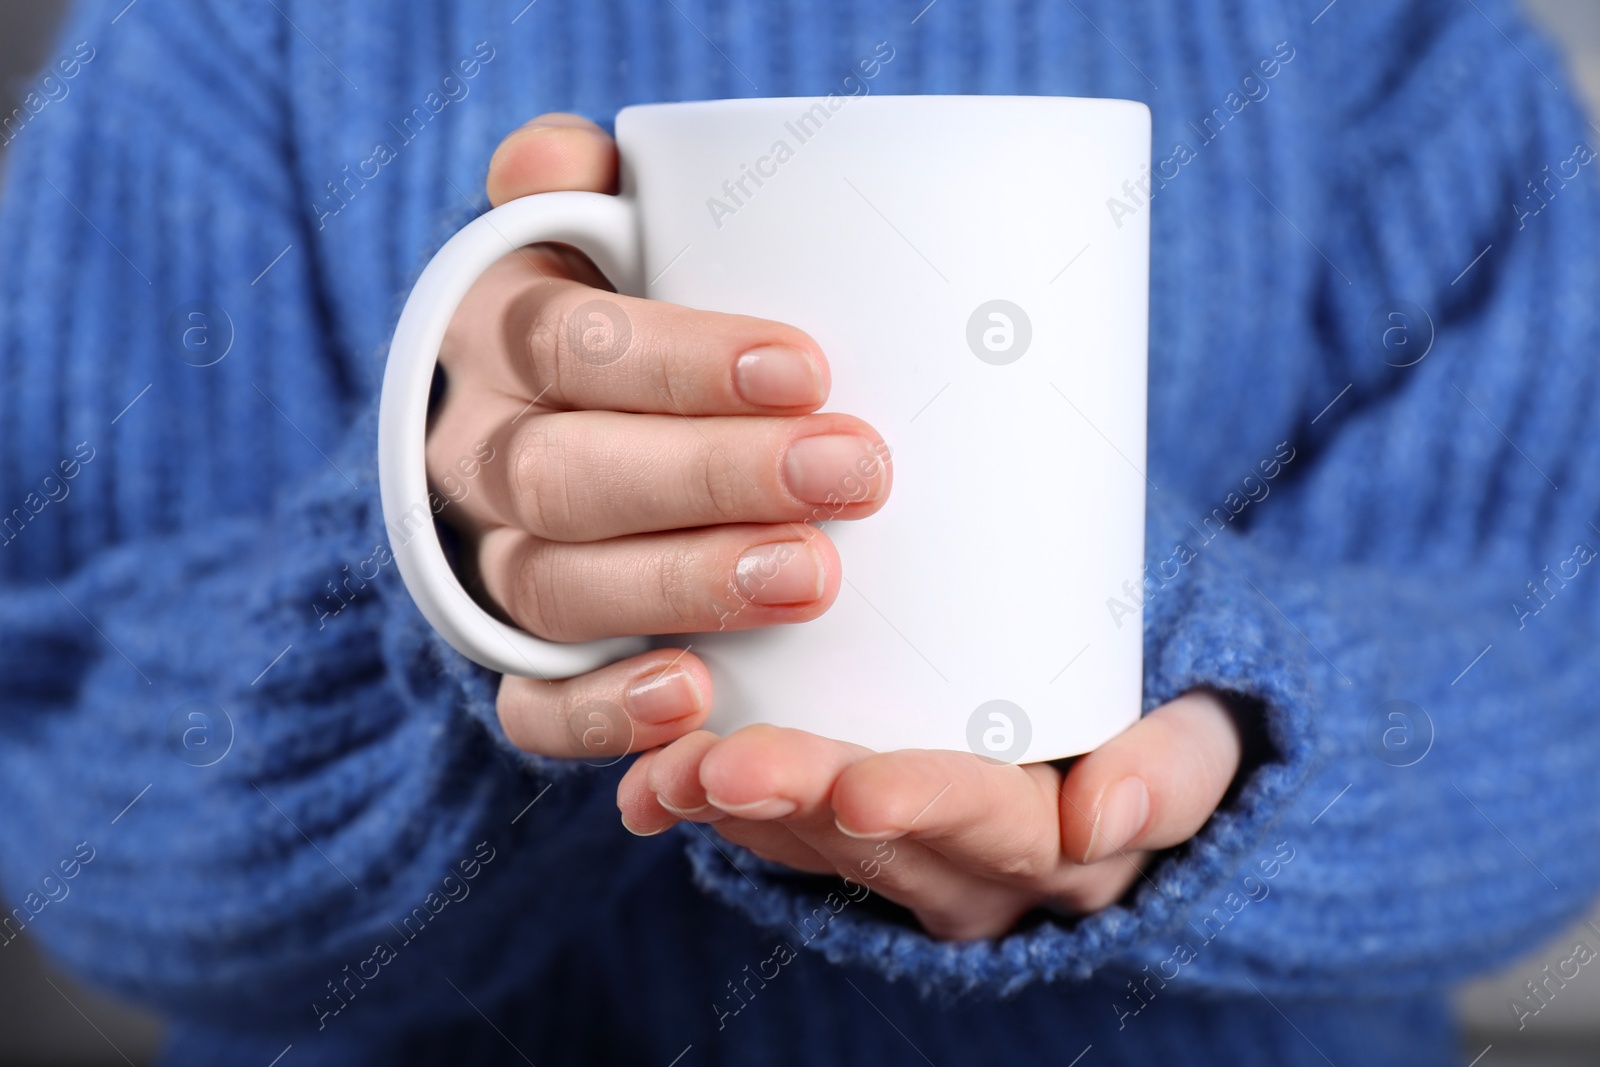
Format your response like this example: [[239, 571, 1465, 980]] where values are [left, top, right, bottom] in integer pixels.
[[618, 93, 1150, 123]]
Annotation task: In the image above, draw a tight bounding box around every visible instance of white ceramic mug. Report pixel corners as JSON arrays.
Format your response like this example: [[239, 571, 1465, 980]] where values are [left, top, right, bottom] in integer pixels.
[[379, 95, 1150, 763]]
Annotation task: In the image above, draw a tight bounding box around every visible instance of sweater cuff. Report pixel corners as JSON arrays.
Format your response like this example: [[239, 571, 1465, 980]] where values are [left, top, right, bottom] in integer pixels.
[[681, 490, 1324, 998]]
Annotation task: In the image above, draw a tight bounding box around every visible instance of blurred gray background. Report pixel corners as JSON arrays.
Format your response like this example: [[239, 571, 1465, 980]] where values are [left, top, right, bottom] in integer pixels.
[[2, 0, 1599, 1063]]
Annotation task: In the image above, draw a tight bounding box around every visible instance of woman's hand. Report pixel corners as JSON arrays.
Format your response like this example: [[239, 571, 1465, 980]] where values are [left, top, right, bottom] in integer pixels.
[[454, 116, 1242, 942], [433, 114, 889, 762], [617, 689, 1244, 940]]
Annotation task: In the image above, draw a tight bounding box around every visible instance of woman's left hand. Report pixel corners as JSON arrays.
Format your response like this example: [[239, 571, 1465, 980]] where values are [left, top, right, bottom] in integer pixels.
[[617, 689, 1244, 939]]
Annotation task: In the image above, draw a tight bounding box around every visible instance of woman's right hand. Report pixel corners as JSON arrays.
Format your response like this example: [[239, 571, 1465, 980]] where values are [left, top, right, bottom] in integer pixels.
[[428, 113, 892, 762]]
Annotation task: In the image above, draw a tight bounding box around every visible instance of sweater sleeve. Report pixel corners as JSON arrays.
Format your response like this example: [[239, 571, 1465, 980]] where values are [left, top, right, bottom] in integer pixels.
[[0, 0, 612, 1029], [684, 0, 1600, 999]]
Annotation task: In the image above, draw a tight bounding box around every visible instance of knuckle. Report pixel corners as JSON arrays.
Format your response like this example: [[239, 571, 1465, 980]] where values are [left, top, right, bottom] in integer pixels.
[[653, 542, 708, 630], [986, 847, 1053, 884], [514, 541, 576, 640], [645, 343, 686, 411], [550, 287, 634, 373], [524, 287, 575, 392], [694, 446, 747, 523], [508, 420, 573, 538], [541, 288, 583, 366]]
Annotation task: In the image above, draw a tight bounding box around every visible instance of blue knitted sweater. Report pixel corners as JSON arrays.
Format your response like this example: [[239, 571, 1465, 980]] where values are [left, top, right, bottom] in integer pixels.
[[3, 0, 1598, 1063]]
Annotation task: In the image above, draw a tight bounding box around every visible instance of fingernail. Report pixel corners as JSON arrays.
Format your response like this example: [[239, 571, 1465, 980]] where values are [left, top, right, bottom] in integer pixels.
[[1084, 777, 1149, 863], [620, 814, 670, 837], [734, 346, 825, 408], [833, 816, 904, 841], [624, 666, 704, 726], [783, 434, 887, 506], [705, 795, 798, 819], [736, 541, 825, 606], [512, 116, 597, 136], [655, 798, 722, 822], [488, 123, 557, 166]]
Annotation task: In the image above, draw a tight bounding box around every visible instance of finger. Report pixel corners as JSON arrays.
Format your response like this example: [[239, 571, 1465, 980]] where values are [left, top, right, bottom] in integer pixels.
[[906, 887, 1038, 942], [495, 648, 711, 758], [645, 730, 723, 821], [435, 272, 832, 429], [487, 113, 617, 205], [446, 407, 889, 542], [698, 724, 874, 821], [483, 118, 831, 417], [478, 117, 835, 428], [438, 250, 611, 391], [776, 814, 1028, 940], [696, 726, 1026, 938], [631, 727, 842, 868], [694, 726, 870, 871], [1060, 689, 1243, 865], [713, 821, 870, 877], [477, 522, 841, 642], [1044, 852, 1149, 915], [616, 730, 722, 834], [617, 748, 669, 834], [694, 724, 897, 877], [616, 732, 839, 872], [831, 750, 1067, 887], [496, 278, 831, 415]]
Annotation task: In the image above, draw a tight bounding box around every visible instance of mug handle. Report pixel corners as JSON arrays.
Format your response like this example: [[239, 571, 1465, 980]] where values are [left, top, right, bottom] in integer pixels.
[[378, 191, 652, 679]]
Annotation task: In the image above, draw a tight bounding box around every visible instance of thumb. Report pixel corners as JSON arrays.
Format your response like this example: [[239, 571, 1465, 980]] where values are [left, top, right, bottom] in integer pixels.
[[487, 112, 617, 205], [1059, 689, 1244, 865]]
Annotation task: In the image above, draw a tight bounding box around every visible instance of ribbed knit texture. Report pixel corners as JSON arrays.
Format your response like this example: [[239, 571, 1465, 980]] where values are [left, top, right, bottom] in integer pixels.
[[1, 0, 1597, 1063]]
